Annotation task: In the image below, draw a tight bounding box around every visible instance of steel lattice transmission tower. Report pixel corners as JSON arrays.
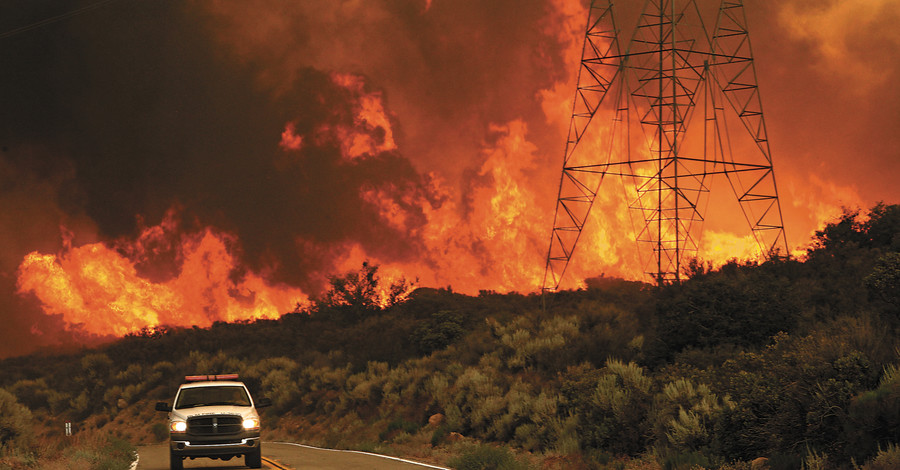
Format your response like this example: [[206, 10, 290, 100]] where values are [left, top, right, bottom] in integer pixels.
[[543, 0, 788, 289]]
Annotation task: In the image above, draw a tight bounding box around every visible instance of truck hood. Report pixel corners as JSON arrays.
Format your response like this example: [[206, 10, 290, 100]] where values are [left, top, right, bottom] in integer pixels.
[[172, 405, 256, 420]]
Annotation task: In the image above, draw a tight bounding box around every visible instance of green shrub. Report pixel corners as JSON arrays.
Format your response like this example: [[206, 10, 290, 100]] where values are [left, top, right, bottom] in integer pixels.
[[243, 357, 301, 413], [802, 447, 828, 470], [94, 436, 136, 470], [380, 360, 431, 412], [0, 388, 34, 455], [864, 251, 900, 309], [860, 443, 900, 470], [582, 449, 615, 468], [151, 422, 168, 442], [76, 353, 115, 416], [709, 333, 878, 463], [550, 415, 580, 455], [43, 433, 136, 470], [379, 418, 419, 442], [489, 316, 579, 371], [766, 452, 802, 470], [580, 359, 651, 455], [430, 361, 561, 452], [9, 379, 51, 411], [654, 259, 801, 357], [447, 444, 532, 470], [343, 361, 389, 412], [844, 364, 900, 463], [713, 461, 751, 470], [650, 378, 732, 458], [661, 450, 711, 470], [182, 350, 246, 379], [412, 310, 465, 354], [431, 424, 452, 447]]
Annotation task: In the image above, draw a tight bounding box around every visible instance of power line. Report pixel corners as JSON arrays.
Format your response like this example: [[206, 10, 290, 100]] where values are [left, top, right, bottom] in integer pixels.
[[0, 0, 120, 39]]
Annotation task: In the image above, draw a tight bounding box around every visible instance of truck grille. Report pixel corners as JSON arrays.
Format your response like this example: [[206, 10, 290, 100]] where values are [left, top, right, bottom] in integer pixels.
[[187, 415, 242, 435]]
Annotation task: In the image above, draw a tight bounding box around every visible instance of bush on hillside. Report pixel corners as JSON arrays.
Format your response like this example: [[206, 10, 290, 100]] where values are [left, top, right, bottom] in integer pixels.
[[844, 364, 900, 463], [710, 333, 878, 463], [860, 443, 900, 470], [650, 378, 733, 456], [447, 444, 533, 470], [0, 389, 34, 457], [412, 310, 465, 354], [561, 359, 652, 456], [653, 258, 800, 359]]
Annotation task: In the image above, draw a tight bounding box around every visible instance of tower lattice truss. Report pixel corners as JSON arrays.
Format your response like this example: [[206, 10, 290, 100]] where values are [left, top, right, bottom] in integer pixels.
[[544, 0, 788, 289]]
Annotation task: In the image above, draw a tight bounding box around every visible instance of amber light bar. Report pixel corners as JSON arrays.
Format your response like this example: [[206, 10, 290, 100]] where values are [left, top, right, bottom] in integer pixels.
[[184, 374, 239, 382]]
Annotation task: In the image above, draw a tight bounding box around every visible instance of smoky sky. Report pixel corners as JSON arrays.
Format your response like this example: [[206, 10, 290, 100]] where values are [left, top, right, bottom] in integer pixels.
[[1, 1, 431, 279], [0, 0, 436, 354], [1, 0, 898, 357]]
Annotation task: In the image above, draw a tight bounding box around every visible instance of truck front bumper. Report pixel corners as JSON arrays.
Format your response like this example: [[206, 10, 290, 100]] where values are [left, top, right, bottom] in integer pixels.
[[170, 436, 259, 457]]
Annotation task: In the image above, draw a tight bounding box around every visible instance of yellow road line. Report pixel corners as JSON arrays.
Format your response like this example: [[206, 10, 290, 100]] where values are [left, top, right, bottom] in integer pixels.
[[262, 456, 291, 470], [266, 442, 450, 470]]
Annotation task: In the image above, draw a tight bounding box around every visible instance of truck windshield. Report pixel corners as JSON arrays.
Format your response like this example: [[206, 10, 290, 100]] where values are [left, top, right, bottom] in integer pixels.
[[175, 386, 251, 409]]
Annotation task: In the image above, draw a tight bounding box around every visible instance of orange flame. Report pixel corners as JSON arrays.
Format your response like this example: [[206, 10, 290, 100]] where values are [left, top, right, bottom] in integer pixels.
[[339, 119, 550, 293], [16, 213, 307, 336]]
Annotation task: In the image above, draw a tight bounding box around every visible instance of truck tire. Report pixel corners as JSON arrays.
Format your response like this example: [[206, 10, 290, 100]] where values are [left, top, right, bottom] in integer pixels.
[[246, 445, 262, 468], [169, 450, 183, 470]]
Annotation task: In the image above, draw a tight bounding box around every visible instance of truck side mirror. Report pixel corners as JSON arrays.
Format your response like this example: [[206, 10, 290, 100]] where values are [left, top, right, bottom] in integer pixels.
[[155, 402, 171, 412], [255, 397, 272, 409]]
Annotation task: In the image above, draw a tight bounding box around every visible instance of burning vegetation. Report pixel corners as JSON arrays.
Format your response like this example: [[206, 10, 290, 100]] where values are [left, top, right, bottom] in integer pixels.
[[17, 212, 306, 337]]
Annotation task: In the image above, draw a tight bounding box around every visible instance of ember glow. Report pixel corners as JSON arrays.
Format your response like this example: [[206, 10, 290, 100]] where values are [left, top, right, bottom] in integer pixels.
[[310, 73, 398, 160], [0, 0, 897, 354]]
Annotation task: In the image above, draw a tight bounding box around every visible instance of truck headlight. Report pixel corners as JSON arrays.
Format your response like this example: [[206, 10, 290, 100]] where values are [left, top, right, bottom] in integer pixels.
[[242, 418, 260, 430], [170, 421, 187, 433]]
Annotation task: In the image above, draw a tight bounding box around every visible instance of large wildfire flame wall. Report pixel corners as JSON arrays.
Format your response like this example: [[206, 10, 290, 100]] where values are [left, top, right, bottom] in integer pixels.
[[16, 217, 306, 336]]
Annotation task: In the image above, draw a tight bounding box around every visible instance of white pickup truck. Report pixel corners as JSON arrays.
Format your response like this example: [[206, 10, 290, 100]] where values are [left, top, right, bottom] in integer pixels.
[[155, 374, 272, 470]]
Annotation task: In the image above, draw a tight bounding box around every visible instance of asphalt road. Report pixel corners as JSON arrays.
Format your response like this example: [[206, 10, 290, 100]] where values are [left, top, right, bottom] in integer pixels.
[[136, 442, 449, 470]]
